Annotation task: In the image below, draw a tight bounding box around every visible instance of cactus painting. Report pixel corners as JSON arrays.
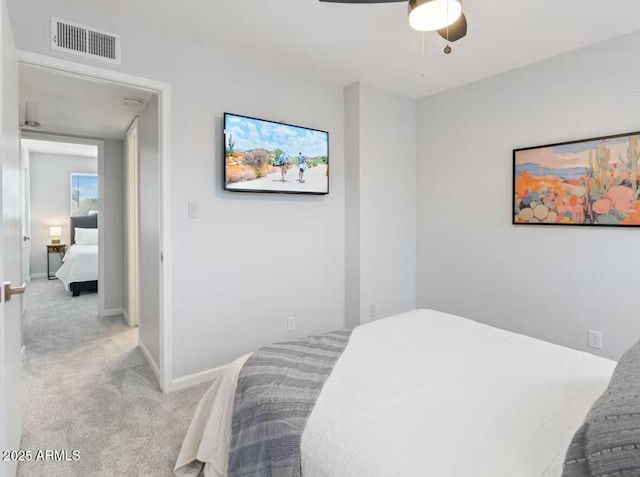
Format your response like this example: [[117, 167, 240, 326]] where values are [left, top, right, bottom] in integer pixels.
[[514, 131, 640, 226]]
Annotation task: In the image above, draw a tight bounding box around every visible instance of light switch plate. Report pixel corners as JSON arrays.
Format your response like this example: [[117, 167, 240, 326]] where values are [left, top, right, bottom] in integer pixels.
[[188, 201, 199, 219]]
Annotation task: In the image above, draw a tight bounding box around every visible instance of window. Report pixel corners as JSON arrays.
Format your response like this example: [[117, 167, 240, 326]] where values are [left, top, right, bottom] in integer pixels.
[[70, 173, 98, 216]]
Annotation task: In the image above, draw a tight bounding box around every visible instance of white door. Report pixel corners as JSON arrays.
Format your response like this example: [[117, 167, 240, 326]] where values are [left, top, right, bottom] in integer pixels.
[[125, 119, 139, 327], [0, 1, 23, 476]]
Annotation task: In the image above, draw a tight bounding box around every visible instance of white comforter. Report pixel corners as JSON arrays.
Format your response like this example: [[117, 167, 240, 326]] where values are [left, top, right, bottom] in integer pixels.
[[175, 309, 616, 477], [55, 244, 99, 291]]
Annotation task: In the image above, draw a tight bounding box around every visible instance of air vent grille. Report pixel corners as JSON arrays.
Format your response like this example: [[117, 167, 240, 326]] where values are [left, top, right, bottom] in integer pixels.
[[51, 17, 120, 64], [88, 30, 117, 60], [56, 21, 87, 53]]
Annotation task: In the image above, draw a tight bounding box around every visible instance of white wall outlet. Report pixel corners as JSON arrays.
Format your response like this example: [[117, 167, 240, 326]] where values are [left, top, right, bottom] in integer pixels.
[[188, 201, 199, 219], [287, 317, 295, 332], [369, 304, 376, 319], [588, 330, 603, 350]]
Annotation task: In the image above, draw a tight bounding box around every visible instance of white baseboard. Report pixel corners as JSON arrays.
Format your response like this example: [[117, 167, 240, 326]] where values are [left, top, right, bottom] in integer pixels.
[[139, 339, 161, 386], [101, 308, 125, 318], [167, 365, 226, 393], [30, 273, 47, 280], [122, 308, 130, 325]]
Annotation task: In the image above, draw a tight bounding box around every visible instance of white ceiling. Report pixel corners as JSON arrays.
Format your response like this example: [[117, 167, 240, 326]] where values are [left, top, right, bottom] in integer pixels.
[[22, 138, 98, 158], [10, 0, 640, 100], [19, 64, 154, 139], [84, 0, 640, 99]]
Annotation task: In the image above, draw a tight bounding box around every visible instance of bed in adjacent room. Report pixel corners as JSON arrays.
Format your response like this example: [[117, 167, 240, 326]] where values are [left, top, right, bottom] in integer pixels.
[[175, 309, 619, 477], [55, 215, 99, 297]]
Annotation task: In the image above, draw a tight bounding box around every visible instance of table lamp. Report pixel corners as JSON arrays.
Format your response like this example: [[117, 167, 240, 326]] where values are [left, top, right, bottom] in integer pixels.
[[50, 226, 62, 244]]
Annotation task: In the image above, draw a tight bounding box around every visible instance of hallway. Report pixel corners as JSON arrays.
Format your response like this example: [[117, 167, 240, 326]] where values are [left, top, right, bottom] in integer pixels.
[[18, 279, 208, 476]]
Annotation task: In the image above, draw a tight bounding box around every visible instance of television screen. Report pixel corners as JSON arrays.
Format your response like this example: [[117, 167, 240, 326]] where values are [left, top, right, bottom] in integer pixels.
[[224, 113, 329, 195]]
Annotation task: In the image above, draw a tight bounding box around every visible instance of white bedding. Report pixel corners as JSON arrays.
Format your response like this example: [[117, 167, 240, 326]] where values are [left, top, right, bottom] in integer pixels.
[[55, 244, 99, 291], [175, 309, 616, 477]]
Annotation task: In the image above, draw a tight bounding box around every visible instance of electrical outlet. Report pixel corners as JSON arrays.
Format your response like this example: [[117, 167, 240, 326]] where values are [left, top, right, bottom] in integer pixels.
[[287, 317, 295, 332], [588, 330, 603, 350], [369, 304, 376, 319]]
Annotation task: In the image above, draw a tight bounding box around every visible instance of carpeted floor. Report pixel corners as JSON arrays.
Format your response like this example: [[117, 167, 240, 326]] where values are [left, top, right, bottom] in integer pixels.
[[18, 279, 210, 477]]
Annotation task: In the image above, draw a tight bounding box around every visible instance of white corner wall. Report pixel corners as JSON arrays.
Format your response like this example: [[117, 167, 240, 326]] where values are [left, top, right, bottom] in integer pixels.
[[29, 152, 97, 276], [344, 83, 361, 329], [417, 30, 640, 360], [345, 82, 417, 326], [6, 0, 346, 381]]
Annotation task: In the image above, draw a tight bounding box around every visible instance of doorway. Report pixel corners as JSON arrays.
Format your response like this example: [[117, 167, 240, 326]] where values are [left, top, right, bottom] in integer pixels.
[[20, 136, 101, 298], [16, 54, 169, 389]]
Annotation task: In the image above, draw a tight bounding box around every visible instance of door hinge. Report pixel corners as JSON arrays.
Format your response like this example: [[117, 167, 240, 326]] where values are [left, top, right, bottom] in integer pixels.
[[160, 252, 164, 263]]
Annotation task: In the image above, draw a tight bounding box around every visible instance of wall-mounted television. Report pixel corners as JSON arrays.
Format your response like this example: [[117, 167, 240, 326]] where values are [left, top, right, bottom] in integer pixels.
[[224, 113, 329, 195]]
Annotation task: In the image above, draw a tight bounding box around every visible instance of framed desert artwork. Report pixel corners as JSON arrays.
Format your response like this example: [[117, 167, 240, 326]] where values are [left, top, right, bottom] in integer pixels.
[[514, 131, 640, 227]]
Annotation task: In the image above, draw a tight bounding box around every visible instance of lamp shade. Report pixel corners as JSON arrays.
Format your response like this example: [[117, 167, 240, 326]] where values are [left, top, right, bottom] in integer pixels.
[[408, 0, 462, 32], [50, 226, 62, 244], [50, 226, 62, 237]]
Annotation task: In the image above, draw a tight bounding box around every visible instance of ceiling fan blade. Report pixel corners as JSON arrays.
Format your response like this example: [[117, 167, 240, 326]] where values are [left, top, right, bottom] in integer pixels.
[[319, 0, 406, 3], [437, 12, 467, 42]]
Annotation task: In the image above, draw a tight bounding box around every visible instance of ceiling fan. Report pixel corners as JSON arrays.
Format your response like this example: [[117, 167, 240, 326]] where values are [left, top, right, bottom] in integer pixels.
[[319, 0, 468, 43]]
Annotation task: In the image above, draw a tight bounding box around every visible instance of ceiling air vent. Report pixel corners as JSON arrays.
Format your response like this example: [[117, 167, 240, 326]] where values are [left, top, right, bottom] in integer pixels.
[[51, 17, 121, 64]]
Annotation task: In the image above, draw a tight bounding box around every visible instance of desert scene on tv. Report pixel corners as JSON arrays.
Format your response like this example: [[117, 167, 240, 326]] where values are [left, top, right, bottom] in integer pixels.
[[514, 133, 640, 226], [225, 115, 329, 194]]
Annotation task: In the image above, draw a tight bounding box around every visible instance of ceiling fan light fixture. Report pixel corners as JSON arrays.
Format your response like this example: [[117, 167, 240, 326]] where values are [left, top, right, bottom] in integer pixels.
[[408, 0, 462, 32]]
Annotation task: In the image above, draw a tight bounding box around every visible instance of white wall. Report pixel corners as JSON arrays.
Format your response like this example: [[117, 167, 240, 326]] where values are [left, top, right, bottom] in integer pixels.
[[345, 82, 417, 326], [29, 152, 97, 275], [417, 30, 640, 361], [138, 97, 160, 366], [102, 139, 124, 312], [344, 83, 361, 329], [6, 0, 347, 380]]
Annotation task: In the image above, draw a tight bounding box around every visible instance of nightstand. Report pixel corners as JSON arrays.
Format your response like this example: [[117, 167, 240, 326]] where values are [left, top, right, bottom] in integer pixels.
[[47, 244, 67, 280]]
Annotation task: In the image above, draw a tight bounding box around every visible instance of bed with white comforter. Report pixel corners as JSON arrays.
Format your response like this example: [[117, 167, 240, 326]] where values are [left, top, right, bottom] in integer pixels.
[[176, 309, 616, 477], [55, 244, 99, 291]]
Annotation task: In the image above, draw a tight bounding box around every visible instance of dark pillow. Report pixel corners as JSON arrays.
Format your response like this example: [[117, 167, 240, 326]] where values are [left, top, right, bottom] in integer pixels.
[[563, 340, 640, 476]]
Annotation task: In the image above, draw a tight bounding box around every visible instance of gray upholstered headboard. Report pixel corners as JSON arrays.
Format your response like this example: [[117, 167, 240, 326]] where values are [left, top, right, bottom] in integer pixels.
[[70, 214, 98, 244]]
